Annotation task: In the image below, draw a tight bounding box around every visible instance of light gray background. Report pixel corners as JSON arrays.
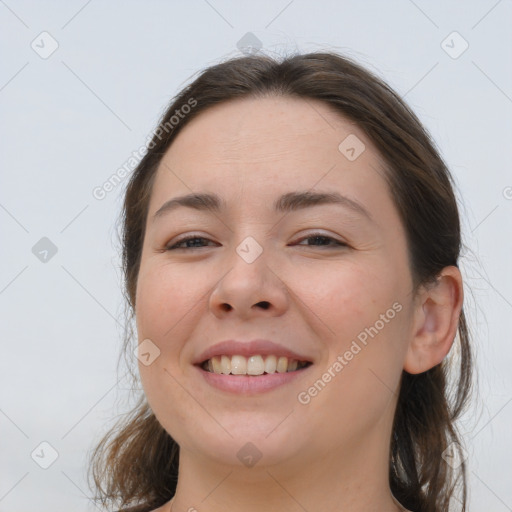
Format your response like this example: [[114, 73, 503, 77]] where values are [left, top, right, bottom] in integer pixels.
[[1, 1, 511, 510]]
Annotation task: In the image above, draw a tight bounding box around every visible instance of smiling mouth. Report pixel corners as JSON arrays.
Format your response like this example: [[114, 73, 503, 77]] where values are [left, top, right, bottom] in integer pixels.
[[200, 354, 312, 376]]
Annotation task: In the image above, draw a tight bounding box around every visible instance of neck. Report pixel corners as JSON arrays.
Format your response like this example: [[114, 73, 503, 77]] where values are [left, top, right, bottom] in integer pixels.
[[170, 430, 403, 512]]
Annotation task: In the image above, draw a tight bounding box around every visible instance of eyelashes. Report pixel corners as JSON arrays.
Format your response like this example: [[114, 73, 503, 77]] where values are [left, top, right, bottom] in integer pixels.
[[166, 236, 216, 250], [165, 233, 348, 251]]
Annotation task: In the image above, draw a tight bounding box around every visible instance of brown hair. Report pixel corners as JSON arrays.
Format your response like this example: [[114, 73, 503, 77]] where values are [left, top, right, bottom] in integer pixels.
[[87, 51, 474, 512]]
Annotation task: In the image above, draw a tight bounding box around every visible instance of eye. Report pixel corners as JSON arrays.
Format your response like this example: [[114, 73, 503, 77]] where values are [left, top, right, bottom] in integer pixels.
[[165, 236, 216, 250], [294, 233, 347, 248], [165, 233, 348, 251]]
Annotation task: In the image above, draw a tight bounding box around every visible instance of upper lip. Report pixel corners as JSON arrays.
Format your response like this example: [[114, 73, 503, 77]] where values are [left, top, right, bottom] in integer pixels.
[[194, 339, 314, 365]]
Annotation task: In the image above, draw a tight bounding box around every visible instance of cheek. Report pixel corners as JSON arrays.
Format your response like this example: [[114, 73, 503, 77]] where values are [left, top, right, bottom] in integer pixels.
[[298, 318, 405, 453], [134, 264, 197, 399], [303, 262, 407, 397], [134, 264, 198, 434], [135, 261, 204, 339], [303, 261, 394, 336]]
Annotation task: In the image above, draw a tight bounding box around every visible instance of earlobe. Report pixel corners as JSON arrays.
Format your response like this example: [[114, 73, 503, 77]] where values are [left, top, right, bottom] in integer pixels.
[[403, 266, 463, 375]]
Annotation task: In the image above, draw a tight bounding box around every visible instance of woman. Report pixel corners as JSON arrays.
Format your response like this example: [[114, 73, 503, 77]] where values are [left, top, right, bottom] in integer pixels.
[[88, 51, 473, 512]]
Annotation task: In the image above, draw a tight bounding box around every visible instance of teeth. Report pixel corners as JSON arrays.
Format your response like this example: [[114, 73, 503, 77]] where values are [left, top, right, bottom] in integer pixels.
[[203, 355, 309, 375], [220, 355, 231, 374], [211, 356, 222, 374], [264, 355, 277, 374], [247, 355, 265, 375], [276, 356, 288, 373], [231, 355, 247, 375]]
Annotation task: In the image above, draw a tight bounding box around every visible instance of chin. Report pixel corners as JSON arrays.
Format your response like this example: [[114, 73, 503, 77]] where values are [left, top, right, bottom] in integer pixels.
[[199, 438, 301, 470]]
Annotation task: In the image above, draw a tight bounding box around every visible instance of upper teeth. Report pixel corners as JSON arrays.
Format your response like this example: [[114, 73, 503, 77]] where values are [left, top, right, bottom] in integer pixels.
[[202, 355, 309, 375]]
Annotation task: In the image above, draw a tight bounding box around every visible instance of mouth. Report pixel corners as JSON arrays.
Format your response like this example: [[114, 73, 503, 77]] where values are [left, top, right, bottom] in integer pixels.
[[198, 354, 313, 376], [193, 339, 315, 393]]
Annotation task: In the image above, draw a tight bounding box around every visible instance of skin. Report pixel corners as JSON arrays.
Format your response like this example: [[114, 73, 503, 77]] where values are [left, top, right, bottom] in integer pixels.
[[135, 96, 464, 512]]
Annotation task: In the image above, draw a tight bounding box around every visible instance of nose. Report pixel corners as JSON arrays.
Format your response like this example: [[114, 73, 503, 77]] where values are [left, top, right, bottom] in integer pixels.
[[209, 244, 289, 320]]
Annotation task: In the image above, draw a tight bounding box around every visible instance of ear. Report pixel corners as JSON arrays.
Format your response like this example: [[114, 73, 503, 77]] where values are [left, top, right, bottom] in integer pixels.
[[404, 266, 464, 374]]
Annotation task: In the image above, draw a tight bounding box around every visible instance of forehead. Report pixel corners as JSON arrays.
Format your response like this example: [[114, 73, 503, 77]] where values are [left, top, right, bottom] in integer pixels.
[[165, 95, 374, 167], [149, 96, 392, 222]]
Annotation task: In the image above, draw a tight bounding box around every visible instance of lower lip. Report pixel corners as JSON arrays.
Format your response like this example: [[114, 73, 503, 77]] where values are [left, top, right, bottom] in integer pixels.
[[195, 364, 312, 394]]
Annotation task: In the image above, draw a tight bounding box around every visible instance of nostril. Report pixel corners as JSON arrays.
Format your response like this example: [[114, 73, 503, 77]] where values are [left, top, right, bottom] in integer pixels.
[[257, 301, 270, 309]]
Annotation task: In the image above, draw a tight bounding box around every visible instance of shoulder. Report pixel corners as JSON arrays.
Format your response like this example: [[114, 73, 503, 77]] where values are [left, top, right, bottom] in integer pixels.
[[145, 505, 169, 512], [145, 503, 171, 512], [116, 502, 171, 512]]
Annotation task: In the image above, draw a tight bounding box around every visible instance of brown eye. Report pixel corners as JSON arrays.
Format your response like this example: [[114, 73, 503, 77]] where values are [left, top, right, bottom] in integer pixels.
[[295, 233, 347, 248], [166, 236, 216, 250]]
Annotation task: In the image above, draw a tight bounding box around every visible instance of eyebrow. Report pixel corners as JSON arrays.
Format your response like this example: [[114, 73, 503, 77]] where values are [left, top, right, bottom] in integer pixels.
[[152, 190, 373, 223]]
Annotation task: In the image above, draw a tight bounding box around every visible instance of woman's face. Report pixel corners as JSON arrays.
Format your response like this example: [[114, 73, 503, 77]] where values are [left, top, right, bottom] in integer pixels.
[[135, 96, 416, 470]]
